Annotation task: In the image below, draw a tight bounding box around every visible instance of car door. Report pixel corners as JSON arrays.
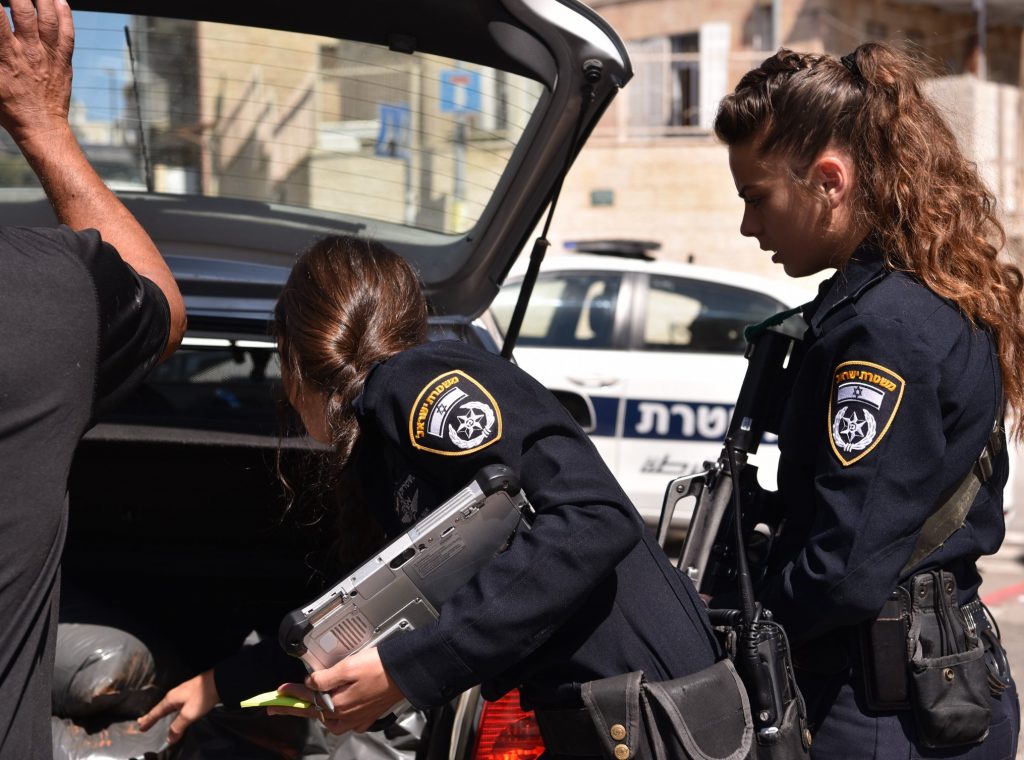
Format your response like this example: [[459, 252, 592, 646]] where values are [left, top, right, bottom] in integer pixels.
[[490, 269, 634, 475], [618, 272, 790, 525]]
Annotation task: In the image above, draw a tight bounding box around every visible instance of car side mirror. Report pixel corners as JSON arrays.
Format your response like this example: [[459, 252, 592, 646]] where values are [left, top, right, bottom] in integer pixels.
[[550, 389, 596, 433]]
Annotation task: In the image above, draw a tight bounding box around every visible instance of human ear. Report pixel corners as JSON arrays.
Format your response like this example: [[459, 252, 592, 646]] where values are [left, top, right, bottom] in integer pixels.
[[814, 151, 854, 209]]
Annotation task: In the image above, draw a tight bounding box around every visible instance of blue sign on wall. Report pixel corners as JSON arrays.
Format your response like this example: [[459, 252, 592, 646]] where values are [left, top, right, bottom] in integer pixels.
[[439, 69, 482, 114], [375, 103, 411, 158]]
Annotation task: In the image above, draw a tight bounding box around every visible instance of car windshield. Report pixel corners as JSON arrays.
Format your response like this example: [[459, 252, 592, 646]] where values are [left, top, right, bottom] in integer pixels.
[[14, 11, 544, 236]]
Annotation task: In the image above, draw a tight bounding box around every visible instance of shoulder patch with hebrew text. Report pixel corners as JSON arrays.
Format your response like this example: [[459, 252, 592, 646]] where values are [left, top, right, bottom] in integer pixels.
[[408, 370, 502, 456], [828, 360, 905, 466]]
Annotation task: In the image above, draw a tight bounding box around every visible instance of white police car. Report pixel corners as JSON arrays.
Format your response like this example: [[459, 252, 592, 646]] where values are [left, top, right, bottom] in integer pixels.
[[491, 241, 815, 527]]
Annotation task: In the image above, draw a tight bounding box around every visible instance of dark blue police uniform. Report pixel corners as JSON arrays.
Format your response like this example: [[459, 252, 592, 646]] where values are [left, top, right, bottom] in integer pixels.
[[759, 243, 1020, 758], [353, 340, 720, 711]]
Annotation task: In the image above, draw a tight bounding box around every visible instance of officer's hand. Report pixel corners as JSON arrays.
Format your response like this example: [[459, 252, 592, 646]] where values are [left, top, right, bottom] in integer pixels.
[[0, 0, 74, 145], [268, 647, 406, 735], [137, 669, 220, 745]]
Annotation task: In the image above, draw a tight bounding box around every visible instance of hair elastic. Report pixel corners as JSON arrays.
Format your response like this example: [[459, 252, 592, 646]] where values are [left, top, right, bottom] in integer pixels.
[[840, 52, 860, 77]]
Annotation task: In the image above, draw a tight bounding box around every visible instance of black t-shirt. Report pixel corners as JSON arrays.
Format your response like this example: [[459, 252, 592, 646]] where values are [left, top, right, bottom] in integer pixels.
[[0, 225, 169, 758]]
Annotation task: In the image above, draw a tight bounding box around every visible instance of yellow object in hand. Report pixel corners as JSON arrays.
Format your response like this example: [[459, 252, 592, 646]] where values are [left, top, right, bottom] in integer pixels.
[[240, 690, 314, 709]]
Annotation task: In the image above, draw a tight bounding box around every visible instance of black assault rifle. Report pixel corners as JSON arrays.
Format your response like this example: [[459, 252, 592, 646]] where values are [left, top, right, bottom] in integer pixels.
[[658, 314, 812, 757]]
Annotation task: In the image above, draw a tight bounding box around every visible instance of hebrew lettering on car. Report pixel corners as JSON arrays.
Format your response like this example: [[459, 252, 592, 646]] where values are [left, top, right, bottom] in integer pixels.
[[586, 395, 778, 443]]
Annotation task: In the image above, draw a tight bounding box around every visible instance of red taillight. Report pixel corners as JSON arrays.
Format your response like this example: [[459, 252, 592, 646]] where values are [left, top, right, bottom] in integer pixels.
[[469, 688, 545, 760]]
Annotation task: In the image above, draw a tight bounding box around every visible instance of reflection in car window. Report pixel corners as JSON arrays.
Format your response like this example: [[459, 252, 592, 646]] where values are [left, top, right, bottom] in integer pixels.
[[39, 12, 546, 235], [491, 273, 621, 349], [644, 275, 786, 353], [103, 343, 290, 435]]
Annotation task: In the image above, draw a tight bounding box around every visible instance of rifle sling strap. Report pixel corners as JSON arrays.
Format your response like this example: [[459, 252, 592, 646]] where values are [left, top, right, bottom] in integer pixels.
[[900, 418, 1006, 577]]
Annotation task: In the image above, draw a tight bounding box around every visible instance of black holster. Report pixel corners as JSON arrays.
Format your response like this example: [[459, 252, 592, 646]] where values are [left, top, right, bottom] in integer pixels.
[[581, 659, 755, 760], [858, 586, 911, 710], [535, 660, 755, 760], [907, 570, 990, 748], [858, 570, 991, 748]]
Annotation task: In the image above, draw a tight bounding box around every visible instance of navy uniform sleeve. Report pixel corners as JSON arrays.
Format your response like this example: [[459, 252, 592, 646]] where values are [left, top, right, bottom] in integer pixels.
[[759, 312, 950, 642], [68, 227, 171, 420], [371, 345, 645, 708]]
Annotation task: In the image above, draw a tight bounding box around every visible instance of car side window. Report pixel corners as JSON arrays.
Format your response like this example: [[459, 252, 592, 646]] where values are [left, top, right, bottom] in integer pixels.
[[491, 272, 622, 349], [643, 275, 787, 353]]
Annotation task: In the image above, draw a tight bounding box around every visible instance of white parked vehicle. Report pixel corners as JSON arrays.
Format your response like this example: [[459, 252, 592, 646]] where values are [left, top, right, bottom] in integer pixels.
[[494, 242, 1019, 530], [491, 242, 815, 527]]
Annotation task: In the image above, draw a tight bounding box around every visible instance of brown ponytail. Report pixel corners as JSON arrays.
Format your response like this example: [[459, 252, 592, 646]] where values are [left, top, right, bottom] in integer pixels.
[[274, 234, 429, 566], [715, 44, 1024, 436]]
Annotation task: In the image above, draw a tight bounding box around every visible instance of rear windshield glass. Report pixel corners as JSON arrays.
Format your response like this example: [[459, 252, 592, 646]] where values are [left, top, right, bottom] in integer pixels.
[[101, 340, 288, 436], [15, 12, 544, 235]]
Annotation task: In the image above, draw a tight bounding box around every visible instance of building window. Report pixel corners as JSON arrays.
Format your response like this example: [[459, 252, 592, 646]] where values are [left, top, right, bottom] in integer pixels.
[[744, 4, 773, 51], [627, 33, 700, 136], [671, 34, 700, 127]]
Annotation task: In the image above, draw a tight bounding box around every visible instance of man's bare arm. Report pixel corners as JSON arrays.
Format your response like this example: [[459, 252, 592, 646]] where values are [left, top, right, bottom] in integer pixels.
[[0, 0, 185, 358]]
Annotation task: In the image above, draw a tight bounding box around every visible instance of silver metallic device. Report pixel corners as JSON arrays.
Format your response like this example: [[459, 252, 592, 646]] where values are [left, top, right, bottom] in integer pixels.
[[279, 464, 532, 679]]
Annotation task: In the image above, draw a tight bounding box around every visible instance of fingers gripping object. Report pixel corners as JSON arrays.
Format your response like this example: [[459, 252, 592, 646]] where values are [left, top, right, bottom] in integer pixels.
[[262, 466, 534, 729]]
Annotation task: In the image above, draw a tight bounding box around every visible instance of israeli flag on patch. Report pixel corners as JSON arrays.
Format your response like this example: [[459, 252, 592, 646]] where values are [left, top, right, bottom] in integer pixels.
[[427, 387, 469, 437], [837, 382, 885, 409]]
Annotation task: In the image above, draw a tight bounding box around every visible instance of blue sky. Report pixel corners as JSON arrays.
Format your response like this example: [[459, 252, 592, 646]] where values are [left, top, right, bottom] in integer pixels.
[[70, 11, 130, 121]]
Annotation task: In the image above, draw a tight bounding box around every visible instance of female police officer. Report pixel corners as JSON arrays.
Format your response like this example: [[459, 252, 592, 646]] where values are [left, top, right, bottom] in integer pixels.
[[139, 234, 722, 750], [714, 43, 1021, 757]]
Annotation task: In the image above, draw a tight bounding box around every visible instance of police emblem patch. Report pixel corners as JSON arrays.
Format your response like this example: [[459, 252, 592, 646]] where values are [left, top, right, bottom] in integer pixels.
[[828, 360, 905, 466], [408, 370, 502, 456]]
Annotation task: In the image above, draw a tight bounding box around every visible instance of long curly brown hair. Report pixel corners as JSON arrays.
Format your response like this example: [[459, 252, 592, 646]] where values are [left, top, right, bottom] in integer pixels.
[[274, 234, 429, 568], [714, 43, 1024, 437]]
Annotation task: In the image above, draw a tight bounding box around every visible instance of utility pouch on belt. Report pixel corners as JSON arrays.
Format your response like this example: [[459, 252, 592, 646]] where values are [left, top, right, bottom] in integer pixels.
[[579, 659, 755, 760], [906, 570, 990, 749], [858, 586, 911, 711]]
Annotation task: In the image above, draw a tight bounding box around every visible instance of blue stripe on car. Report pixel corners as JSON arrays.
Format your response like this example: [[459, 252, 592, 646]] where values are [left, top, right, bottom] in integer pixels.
[[588, 397, 737, 442], [590, 396, 620, 437]]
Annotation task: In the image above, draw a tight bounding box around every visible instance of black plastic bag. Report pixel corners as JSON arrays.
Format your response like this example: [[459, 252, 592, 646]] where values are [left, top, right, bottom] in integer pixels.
[[51, 714, 173, 760], [53, 623, 162, 721]]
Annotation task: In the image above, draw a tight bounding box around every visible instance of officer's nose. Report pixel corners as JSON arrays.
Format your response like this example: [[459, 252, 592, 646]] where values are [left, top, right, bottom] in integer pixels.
[[739, 206, 760, 238]]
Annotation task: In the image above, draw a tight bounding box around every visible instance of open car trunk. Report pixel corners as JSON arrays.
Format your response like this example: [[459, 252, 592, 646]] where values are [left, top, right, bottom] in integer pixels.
[[11, 2, 635, 757], [64, 436, 322, 678], [58, 433, 347, 759]]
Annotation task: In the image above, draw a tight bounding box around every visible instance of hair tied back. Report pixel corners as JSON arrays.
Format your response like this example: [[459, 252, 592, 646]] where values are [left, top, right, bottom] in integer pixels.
[[840, 52, 860, 78]]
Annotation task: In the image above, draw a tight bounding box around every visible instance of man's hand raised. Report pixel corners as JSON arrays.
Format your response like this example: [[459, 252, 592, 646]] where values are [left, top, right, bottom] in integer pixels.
[[0, 0, 74, 146], [0, 0, 186, 358]]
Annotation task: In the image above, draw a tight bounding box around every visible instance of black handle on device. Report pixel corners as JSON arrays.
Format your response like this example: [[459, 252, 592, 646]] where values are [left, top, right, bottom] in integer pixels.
[[475, 464, 520, 497]]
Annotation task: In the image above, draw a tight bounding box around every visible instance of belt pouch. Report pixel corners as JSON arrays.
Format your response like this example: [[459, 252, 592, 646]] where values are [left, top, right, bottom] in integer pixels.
[[907, 570, 991, 749], [580, 659, 754, 760], [858, 587, 911, 711]]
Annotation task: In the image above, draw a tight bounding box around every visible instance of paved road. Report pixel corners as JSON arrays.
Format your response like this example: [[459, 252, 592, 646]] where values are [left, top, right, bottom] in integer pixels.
[[978, 439, 1024, 757], [978, 529, 1023, 759]]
